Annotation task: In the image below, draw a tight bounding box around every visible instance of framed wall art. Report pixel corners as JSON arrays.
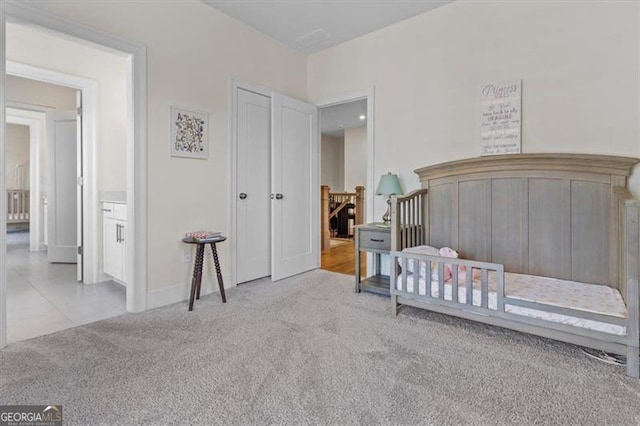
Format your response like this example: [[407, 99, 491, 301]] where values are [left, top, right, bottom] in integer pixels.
[[479, 80, 522, 156], [170, 106, 209, 159]]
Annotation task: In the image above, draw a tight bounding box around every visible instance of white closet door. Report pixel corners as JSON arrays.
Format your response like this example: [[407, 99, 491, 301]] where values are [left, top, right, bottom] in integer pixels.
[[236, 89, 271, 283], [271, 92, 319, 281]]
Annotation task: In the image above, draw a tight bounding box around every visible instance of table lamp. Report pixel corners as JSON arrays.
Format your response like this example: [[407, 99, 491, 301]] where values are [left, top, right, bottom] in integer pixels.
[[375, 172, 403, 224]]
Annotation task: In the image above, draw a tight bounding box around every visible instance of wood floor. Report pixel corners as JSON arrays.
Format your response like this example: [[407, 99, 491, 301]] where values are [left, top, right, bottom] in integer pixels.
[[321, 240, 366, 276]]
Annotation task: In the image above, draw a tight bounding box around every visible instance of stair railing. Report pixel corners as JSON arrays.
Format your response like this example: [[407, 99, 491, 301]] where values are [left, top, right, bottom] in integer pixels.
[[321, 185, 364, 251]]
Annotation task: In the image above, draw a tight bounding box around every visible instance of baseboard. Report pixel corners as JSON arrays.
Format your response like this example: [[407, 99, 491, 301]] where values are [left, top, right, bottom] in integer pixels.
[[147, 274, 232, 310], [93, 271, 112, 285]]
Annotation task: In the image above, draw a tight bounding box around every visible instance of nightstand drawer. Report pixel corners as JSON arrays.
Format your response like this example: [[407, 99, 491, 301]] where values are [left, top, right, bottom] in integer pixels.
[[355, 223, 391, 296], [359, 229, 390, 251]]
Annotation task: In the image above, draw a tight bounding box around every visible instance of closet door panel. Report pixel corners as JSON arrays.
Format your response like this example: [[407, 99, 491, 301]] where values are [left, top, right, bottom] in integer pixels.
[[271, 93, 319, 281], [236, 89, 271, 283]]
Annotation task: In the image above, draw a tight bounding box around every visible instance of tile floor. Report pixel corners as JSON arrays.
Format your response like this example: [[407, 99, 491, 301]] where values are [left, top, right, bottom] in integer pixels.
[[6, 231, 127, 343]]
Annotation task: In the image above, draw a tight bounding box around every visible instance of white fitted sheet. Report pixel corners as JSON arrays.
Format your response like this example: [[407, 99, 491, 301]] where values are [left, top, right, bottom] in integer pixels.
[[397, 271, 627, 335]]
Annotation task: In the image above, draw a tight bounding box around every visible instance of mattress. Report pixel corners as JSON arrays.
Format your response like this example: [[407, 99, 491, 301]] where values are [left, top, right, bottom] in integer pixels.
[[396, 271, 627, 335]]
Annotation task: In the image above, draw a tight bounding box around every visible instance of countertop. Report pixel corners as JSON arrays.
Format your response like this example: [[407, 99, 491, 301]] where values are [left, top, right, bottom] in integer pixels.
[[100, 191, 126, 204]]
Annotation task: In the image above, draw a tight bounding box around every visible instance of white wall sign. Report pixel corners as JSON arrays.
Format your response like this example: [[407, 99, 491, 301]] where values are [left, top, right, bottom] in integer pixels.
[[479, 80, 521, 155]]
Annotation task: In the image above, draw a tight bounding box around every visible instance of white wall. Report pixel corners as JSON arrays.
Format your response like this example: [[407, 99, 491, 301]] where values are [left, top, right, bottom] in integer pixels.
[[321, 134, 344, 191], [343, 126, 367, 192], [22, 1, 307, 302], [308, 1, 640, 218], [5, 124, 29, 189], [321, 127, 367, 193], [7, 75, 77, 111]]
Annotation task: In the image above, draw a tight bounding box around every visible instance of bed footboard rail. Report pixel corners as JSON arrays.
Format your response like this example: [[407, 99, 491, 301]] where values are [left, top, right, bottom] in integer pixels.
[[390, 251, 506, 314], [391, 243, 640, 377], [615, 187, 640, 378], [390, 189, 429, 251]]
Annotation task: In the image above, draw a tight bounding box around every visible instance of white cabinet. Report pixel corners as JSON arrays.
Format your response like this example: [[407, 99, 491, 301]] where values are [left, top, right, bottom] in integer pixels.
[[102, 202, 127, 285]]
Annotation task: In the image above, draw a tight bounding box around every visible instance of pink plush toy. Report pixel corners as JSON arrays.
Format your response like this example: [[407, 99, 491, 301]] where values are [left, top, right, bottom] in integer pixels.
[[438, 247, 480, 284], [437, 247, 457, 281]]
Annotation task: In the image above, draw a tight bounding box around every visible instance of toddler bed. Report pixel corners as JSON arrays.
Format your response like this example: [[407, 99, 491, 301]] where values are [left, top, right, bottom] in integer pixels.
[[388, 154, 640, 377]]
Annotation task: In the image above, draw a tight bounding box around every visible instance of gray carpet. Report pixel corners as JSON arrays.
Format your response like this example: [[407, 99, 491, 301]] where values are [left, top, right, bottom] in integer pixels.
[[2, 269, 640, 425]]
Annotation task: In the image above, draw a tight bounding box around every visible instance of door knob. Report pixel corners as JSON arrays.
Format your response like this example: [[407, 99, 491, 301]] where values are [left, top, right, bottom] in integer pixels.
[[275, 193, 283, 200], [239, 193, 247, 199]]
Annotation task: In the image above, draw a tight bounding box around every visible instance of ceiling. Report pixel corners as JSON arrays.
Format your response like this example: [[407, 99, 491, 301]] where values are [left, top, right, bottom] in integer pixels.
[[203, 0, 455, 55], [320, 99, 367, 138]]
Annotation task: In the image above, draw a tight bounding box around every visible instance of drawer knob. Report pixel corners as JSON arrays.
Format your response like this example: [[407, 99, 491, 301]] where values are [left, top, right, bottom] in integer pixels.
[[370, 238, 384, 242]]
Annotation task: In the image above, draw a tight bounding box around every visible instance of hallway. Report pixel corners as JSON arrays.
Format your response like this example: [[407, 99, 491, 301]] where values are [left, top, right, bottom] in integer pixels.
[[6, 231, 126, 343], [320, 239, 365, 276]]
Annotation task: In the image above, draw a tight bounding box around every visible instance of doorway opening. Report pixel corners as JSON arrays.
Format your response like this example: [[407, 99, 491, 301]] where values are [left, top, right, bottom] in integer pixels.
[[319, 99, 368, 276], [5, 23, 127, 343], [316, 89, 375, 279], [3, 20, 128, 343], [1, 1, 148, 349], [6, 107, 44, 254]]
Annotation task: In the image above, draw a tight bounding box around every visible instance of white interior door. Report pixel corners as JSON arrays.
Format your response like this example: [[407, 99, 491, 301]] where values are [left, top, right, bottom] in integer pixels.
[[76, 93, 83, 280], [46, 110, 78, 264], [236, 88, 271, 283], [271, 92, 319, 281]]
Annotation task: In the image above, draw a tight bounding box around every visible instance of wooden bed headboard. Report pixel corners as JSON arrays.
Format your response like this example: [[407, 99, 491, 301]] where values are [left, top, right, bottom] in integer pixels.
[[393, 154, 639, 287]]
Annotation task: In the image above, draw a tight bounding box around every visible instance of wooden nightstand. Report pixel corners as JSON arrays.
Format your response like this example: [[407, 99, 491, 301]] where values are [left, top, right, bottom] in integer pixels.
[[355, 223, 391, 296]]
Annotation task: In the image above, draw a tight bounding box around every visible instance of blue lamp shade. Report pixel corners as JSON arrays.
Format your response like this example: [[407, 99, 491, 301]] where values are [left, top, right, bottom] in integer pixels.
[[375, 173, 403, 196], [376, 173, 403, 224]]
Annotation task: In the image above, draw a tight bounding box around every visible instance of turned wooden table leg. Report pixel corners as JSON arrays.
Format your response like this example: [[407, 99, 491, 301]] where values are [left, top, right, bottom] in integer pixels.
[[210, 242, 226, 303], [196, 244, 205, 300], [189, 244, 205, 311]]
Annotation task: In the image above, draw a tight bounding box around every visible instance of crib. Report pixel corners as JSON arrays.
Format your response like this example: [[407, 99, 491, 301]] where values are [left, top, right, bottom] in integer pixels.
[[7, 189, 29, 224], [389, 154, 640, 377]]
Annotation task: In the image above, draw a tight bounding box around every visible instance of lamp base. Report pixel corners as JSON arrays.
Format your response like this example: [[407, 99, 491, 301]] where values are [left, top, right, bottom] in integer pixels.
[[381, 197, 391, 224]]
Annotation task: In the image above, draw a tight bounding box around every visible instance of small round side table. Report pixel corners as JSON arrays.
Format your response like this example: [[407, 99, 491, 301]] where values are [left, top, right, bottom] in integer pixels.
[[182, 236, 227, 311]]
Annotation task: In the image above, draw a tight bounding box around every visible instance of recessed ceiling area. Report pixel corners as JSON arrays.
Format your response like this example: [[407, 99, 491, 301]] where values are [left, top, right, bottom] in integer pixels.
[[321, 99, 367, 138], [203, 0, 455, 54]]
